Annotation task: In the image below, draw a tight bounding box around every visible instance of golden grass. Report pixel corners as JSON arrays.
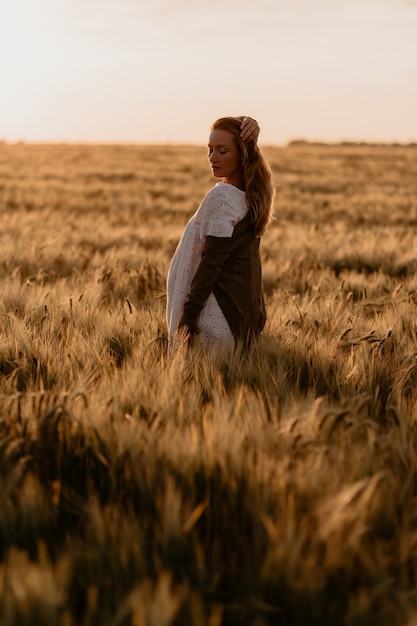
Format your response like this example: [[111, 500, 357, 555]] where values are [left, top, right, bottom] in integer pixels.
[[1, 141, 417, 625]]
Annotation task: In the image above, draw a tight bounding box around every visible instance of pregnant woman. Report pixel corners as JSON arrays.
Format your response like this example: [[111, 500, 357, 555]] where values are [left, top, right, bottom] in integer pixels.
[[167, 116, 275, 350]]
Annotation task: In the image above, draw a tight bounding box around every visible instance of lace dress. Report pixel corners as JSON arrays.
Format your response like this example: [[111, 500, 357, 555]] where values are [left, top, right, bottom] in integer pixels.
[[166, 182, 248, 347]]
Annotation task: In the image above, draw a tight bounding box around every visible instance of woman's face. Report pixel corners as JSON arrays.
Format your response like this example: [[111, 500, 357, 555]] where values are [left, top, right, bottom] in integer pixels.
[[207, 129, 242, 187]]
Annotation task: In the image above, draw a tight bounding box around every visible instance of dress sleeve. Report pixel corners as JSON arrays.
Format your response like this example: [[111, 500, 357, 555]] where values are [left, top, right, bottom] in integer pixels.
[[199, 186, 242, 240]]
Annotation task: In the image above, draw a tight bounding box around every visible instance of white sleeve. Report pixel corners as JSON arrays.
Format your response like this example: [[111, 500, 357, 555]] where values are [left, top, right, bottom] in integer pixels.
[[198, 187, 242, 240]]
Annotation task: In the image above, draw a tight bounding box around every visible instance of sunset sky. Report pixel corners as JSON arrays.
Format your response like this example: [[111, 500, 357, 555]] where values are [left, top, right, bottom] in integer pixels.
[[1, 0, 416, 145]]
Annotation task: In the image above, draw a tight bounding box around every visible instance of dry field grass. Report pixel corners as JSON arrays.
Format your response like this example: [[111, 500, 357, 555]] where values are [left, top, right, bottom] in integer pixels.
[[1, 140, 417, 625]]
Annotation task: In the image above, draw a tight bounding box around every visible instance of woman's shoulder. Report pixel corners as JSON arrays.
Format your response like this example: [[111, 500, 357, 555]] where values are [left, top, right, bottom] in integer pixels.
[[198, 183, 247, 238], [205, 182, 246, 202], [202, 183, 246, 216]]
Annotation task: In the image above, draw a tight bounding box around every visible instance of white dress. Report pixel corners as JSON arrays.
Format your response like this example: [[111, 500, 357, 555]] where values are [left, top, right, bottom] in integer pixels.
[[166, 182, 248, 347]]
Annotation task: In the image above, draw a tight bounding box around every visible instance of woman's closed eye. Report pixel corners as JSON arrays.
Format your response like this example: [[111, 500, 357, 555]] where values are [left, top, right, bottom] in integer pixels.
[[208, 146, 227, 156]]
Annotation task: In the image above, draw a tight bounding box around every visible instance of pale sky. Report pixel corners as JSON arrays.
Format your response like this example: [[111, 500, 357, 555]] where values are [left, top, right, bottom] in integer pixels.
[[1, 0, 416, 144]]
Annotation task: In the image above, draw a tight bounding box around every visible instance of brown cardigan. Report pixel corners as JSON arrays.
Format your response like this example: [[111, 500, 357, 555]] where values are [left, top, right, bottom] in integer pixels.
[[178, 212, 266, 345]]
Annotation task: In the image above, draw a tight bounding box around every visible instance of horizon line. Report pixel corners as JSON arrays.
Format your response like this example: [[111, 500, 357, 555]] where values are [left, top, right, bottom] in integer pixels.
[[2, 138, 417, 148]]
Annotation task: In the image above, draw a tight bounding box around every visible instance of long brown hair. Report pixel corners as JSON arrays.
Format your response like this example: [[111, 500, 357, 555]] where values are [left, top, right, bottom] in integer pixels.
[[211, 116, 275, 236]]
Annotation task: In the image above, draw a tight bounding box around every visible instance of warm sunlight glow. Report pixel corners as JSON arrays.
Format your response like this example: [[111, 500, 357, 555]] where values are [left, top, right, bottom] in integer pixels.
[[1, 0, 416, 144]]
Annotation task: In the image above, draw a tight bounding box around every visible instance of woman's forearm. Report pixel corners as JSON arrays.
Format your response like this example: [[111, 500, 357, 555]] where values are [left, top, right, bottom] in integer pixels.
[[178, 237, 230, 333]]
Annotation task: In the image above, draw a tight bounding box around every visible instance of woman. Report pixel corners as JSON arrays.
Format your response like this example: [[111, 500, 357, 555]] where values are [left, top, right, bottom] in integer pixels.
[[166, 116, 275, 349]]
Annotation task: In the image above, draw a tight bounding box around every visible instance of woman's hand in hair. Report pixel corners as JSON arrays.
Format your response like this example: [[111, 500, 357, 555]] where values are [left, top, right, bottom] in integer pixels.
[[240, 117, 260, 142]]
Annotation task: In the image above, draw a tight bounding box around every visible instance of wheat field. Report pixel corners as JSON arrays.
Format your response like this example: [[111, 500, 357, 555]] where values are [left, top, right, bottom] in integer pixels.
[[1, 141, 417, 625]]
